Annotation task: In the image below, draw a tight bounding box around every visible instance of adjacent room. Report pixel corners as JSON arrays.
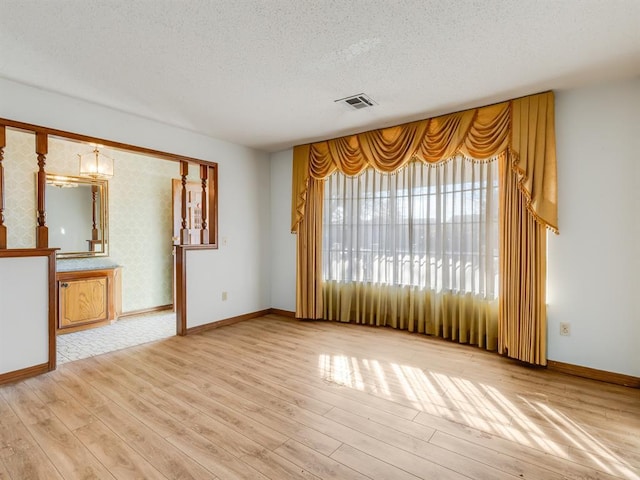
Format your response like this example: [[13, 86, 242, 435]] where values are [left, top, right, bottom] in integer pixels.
[[0, 1, 638, 480]]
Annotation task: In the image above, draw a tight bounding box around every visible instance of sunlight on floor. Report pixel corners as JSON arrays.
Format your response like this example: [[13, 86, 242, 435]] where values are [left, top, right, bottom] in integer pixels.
[[317, 352, 639, 479]]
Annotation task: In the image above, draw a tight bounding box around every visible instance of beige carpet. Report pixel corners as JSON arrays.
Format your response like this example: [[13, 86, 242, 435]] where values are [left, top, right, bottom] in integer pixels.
[[56, 311, 175, 364]]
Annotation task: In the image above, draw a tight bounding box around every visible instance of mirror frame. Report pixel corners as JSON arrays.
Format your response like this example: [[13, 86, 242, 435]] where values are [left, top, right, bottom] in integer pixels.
[[45, 173, 109, 258]]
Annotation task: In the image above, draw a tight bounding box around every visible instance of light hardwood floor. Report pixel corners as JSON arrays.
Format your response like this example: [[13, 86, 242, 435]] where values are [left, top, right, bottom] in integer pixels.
[[1, 314, 638, 479]]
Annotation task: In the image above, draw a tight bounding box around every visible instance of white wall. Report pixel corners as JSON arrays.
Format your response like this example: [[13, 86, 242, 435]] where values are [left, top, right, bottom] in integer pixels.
[[184, 246, 269, 328], [269, 149, 296, 312], [268, 78, 640, 377], [548, 78, 640, 376], [0, 77, 271, 321], [0, 256, 50, 374]]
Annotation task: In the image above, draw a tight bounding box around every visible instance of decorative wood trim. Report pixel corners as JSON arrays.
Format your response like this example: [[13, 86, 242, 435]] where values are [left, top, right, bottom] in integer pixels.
[[0, 362, 50, 386], [180, 161, 190, 245], [208, 164, 218, 248], [0, 248, 55, 258], [118, 304, 173, 319], [269, 308, 295, 318], [547, 360, 640, 388], [0, 125, 6, 249], [200, 164, 209, 245], [35, 132, 48, 248], [0, 117, 217, 166], [1, 118, 219, 255], [47, 249, 57, 371], [185, 309, 270, 335], [175, 245, 188, 336]]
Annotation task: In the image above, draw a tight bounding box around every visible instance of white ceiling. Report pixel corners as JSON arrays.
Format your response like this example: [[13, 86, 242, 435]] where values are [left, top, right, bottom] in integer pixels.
[[1, 1, 639, 152]]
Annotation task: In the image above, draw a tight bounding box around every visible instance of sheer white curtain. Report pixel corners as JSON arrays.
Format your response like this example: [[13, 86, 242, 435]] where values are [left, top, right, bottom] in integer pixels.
[[322, 155, 499, 349]]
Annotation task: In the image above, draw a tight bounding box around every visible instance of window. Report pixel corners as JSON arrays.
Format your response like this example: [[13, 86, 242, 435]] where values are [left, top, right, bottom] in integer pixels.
[[323, 156, 499, 299]]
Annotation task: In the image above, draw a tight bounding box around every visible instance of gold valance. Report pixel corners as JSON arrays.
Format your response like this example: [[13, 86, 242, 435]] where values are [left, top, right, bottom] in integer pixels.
[[292, 91, 557, 233]]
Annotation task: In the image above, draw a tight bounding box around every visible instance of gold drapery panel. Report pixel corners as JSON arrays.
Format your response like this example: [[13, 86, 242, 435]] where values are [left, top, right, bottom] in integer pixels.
[[291, 91, 557, 365], [324, 282, 498, 351], [295, 178, 324, 320], [499, 158, 547, 364], [291, 91, 557, 233]]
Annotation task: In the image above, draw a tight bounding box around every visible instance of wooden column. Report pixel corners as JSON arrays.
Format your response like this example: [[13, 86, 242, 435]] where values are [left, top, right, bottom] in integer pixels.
[[210, 164, 218, 247], [200, 164, 209, 245], [0, 126, 6, 249], [35, 132, 48, 248], [180, 161, 189, 245]]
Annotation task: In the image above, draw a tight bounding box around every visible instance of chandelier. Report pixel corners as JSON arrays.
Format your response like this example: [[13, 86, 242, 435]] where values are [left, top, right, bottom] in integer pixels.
[[78, 145, 114, 178]]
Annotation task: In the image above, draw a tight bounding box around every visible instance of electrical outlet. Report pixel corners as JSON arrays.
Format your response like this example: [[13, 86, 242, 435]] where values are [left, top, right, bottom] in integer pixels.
[[222, 291, 228, 301], [559, 322, 571, 336]]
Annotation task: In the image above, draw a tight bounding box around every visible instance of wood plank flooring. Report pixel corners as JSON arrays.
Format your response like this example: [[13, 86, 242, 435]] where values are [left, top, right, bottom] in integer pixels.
[[1, 314, 638, 479]]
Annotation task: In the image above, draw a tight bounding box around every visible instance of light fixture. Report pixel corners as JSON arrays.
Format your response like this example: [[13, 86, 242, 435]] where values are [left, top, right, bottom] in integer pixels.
[[79, 145, 114, 178], [47, 175, 79, 188]]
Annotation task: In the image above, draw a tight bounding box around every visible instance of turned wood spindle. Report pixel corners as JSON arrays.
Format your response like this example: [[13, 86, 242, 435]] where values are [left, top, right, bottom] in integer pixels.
[[35, 132, 48, 248], [180, 161, 189, 245], [91, 185, 99, 241]]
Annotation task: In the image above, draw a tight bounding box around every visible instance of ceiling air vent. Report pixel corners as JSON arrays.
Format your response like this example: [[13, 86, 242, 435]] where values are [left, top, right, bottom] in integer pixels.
[[335, 93, 376, 110]]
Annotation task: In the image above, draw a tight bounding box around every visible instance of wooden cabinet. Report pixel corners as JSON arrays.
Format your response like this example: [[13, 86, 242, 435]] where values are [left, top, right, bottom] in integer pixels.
[[56, 267, 122, 333]]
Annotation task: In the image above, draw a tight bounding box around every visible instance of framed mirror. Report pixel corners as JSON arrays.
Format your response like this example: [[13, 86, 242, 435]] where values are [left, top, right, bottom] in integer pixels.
[[45, 174, 109, 258]]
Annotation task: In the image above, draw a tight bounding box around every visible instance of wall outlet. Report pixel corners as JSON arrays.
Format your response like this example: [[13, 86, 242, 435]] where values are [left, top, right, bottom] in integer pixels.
[[222, 291, 228, 301], [559, 322, 571, 336]]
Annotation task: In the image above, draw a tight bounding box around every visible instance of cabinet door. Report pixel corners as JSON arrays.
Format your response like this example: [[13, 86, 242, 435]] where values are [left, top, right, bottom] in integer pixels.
[[59, 277, 109, 328]]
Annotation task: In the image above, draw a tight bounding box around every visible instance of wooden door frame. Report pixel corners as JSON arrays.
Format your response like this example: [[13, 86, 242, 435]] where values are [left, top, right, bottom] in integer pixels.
[[0, 117, 218, 349]]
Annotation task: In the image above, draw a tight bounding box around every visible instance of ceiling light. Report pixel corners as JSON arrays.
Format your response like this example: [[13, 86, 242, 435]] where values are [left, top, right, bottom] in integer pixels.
[[79, 145, 114, 178]]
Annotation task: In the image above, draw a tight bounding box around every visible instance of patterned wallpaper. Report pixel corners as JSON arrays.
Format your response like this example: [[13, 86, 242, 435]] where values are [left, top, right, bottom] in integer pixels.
[[3, 129, 179, 312], [3, 130, 36, 248]]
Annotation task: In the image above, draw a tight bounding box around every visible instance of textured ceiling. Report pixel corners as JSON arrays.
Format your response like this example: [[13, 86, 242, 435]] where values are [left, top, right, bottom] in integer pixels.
[[1, 1, 639, 152]]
